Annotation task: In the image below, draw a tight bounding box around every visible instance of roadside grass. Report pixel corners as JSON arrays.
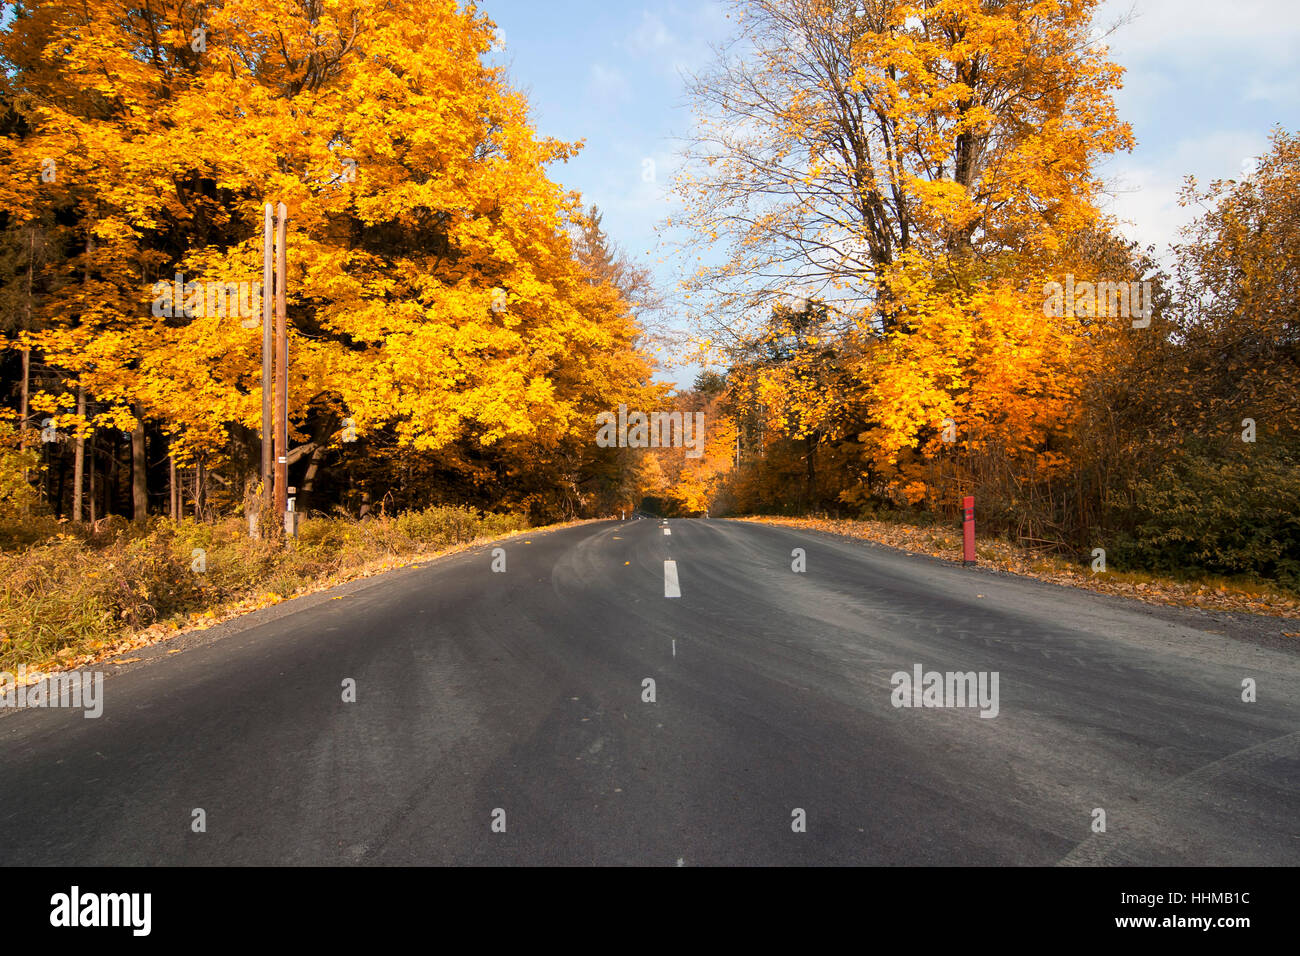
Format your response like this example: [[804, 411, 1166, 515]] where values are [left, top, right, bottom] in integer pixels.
[[742, 514, 1300, 620], [0, 506, 536, 673]]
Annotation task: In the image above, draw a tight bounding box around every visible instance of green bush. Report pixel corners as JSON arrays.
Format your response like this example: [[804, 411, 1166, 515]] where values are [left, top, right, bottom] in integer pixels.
[[1107, 451, 1300, 587]]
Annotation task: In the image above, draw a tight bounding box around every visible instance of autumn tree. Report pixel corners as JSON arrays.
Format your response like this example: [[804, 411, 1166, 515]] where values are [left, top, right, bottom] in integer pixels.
[[0, 0, 658, 523], [1098, 129, 1300, 582], [676, 0, 1133, 335], [643, 379, 735, 517], [720, 298, 860, 510], [679, 0, 1135, 519]]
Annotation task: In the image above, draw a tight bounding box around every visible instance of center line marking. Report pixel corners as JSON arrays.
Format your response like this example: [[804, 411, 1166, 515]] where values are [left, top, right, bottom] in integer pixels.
[[663, 560, 681, 598], [663, 528, 671, 535]]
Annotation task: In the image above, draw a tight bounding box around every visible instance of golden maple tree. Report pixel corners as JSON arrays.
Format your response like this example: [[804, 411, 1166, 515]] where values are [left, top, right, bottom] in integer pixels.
[[1, 0, 657, 519], [676, 0, 1133, 509]]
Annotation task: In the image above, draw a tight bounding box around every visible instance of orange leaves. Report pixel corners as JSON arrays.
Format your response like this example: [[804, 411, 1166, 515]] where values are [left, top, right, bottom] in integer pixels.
[[4, 0, 655, 486], [847, 254, 1090, 505], [676, 0, 1133, 360]]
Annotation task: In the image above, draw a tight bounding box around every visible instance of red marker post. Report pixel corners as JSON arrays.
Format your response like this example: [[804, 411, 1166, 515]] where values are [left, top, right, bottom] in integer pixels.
[[962, 495, 976, 566]]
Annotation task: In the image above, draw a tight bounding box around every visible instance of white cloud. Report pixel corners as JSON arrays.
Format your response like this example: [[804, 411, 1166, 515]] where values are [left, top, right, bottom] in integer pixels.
[[623, 3, 726, 78], [586, 63, 631, 108], [1097, 0, 1300, 66], [1245, 77, 1300, 105], [1086, 1, 1296, 263], [629, 11, 674, 54], [1098, 0, 1300, 125], [1099, 130, 1272, 261]]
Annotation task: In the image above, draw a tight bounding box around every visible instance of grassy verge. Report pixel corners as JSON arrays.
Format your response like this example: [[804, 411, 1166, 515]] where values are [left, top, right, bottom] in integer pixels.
[[741, 515, 1300, 619], [0, 506, 546, 672]]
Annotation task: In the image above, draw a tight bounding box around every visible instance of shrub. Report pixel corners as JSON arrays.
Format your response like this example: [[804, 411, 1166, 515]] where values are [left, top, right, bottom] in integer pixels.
[[0, 506, 530, 669], [1107, 451, 1300, 587]]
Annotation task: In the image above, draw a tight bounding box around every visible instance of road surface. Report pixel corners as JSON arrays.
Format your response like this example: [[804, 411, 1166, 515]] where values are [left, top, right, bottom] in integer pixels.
[[1, 518, 1296, 865]]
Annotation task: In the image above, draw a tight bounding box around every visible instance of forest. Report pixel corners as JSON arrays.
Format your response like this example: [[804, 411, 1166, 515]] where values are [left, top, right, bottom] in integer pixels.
[[0, 0, 1296, 668], [0, 0, 665, 531], [671, 0, 1299, 589]]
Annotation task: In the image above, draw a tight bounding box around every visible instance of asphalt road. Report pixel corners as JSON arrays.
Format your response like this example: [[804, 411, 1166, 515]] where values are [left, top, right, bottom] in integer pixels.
[[1, 518, 1297, 865]]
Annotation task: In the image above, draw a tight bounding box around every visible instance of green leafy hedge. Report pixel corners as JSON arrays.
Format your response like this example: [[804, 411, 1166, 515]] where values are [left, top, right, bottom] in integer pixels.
[[1107, 451, 1300, 587]]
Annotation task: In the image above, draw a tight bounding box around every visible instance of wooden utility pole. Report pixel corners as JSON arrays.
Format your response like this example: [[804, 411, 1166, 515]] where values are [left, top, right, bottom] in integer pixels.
[[261, 203, 274, 525], [273, 202, 289, 522]]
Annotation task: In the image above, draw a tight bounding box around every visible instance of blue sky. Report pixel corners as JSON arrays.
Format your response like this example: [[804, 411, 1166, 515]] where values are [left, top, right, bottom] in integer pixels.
[[1092, 0, 1300, 252], [480, 0, 1300, 385], [480, 1, 730, 252], [480, 0, 734, 388]]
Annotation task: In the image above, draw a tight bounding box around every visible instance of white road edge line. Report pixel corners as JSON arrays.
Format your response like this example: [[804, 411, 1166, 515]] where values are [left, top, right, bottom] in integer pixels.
[[664, 560, 681, 598]]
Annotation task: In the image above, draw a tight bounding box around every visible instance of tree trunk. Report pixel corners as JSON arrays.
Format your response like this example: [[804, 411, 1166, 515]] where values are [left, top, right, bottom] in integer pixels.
[[19, 349, 32, 498], [54, 441, 65, 518], [108, 434, 120, 517], [300, 445, 326, 509], [72, 226, 93, 522], [72, 385, 85, 521], [170, 453, 179, 521], [19, 349, 29, 454], [88, 432, 97, 524], [131, 413, 147, 523], [195, 457, 206, 520], [21, 227, 33, 488], [805, 434, 817, 510]]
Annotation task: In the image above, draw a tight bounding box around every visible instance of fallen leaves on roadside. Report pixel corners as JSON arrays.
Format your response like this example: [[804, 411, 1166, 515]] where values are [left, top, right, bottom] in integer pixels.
[[745, 516, 1300, 618], [10, 518, 603, 678]]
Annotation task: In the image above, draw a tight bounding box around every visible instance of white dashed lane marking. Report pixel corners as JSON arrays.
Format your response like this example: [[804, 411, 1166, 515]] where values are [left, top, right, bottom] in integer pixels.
[[663, 560, 681, 598]]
